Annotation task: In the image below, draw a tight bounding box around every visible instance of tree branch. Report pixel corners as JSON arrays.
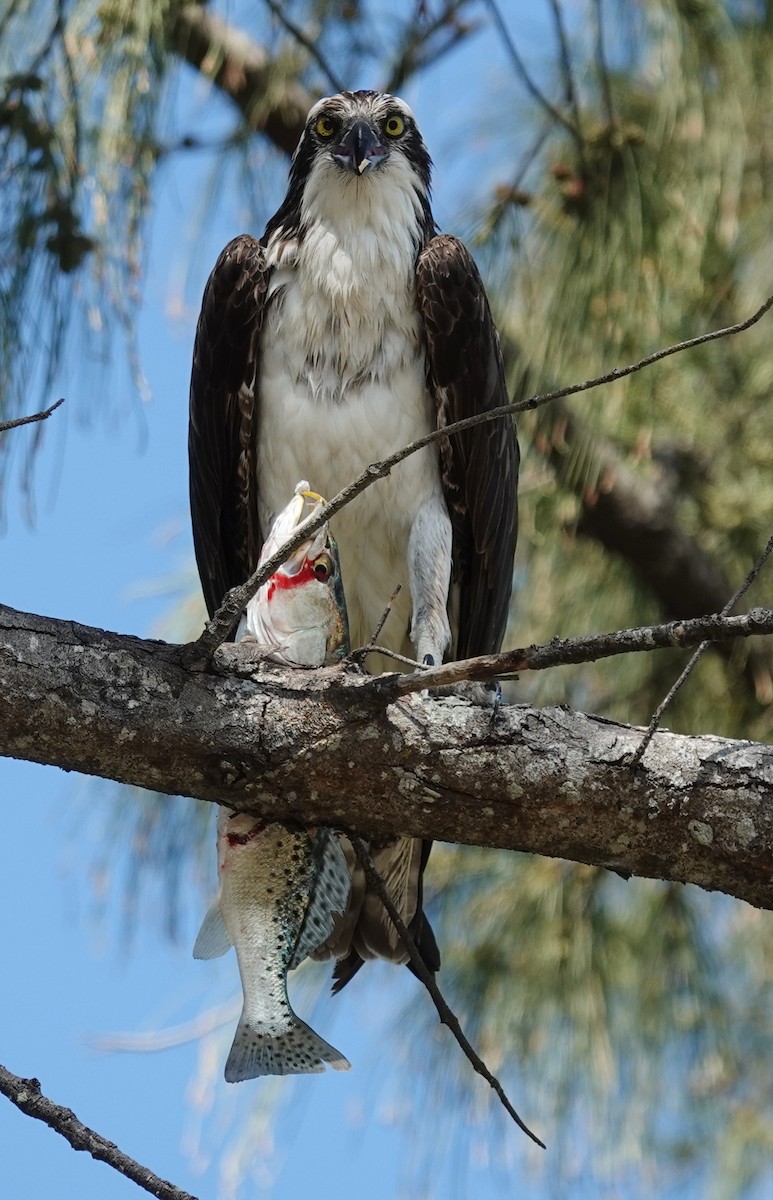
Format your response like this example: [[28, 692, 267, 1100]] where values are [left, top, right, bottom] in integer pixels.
[[351, 836, 545, 1148], [261, 0, 344, 94], [0, 397, 63, 434], [392, 607, 773, 693], [170, 4, 313, 155], [534, 397, 737, 619], [0, 1064, 199, 1200], [523, 387, 773, 703], [3, 603, 773, 909], [629, 535, 773, 765]]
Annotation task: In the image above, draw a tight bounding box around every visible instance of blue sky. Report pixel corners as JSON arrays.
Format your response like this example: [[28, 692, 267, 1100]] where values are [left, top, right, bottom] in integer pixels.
[[0, 11, 551, 1200]]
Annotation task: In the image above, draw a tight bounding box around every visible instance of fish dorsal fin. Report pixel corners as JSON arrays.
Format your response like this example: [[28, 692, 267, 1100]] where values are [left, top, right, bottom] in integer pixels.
[[192, 899, 232, 959], [288, 831, 351, 970]]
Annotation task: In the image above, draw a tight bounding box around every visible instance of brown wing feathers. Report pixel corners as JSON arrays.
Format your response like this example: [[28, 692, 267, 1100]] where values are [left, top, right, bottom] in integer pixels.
[[416, 234, 519, 659], [188, 235, 270, 618]]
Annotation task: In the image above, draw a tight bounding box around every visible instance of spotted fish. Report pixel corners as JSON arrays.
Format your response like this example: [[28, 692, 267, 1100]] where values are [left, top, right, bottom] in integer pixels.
[[194, 483, 351, 1078], [238, 480, 349, 666]]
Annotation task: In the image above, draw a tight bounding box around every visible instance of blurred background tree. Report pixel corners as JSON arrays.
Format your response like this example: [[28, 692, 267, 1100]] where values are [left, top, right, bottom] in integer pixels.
[[2, 1, 773, 1197]]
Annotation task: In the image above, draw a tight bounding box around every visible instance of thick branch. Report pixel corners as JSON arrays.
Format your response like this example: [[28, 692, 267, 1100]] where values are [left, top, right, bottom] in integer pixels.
[[0, 1065, 198, 1200], [536, 398, 736, 618], [170, 4, 312, 154], [2, 604, 773, 910]]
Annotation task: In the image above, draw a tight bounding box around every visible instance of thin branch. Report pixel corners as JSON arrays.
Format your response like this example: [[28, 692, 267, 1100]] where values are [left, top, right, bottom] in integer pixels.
[[349, 837, 545, 1149], [511, 119, 553, 191], [0, 0, 25, 43], [389, 607, 773, 695], [0, 397, 64, 434], [190, 291, 773, 661], [357, 645, 425, 671], [483, 0, 583, 146], [630, 537, 773, 766], [262, 0, 345, 93], [347, 583, 403, 665], [0, 1064, 199, 1200], [385, 1, 479, 94], [547, 0, 585, 146]]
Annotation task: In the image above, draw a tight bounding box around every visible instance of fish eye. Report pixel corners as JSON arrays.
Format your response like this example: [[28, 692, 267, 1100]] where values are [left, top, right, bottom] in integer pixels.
[[315, 114, 338, 139], [313, 553, 333, 581], [383, 113, 405, 138]]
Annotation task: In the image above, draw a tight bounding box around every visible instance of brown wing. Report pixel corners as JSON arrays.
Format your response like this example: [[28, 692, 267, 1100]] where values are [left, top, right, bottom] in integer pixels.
[[416, 234, 519, 658], [188, 235, 271, 618]]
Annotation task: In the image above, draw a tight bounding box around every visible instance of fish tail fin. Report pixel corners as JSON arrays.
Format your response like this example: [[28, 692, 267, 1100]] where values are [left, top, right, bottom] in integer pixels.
[[224, 1012, 350, 1081]]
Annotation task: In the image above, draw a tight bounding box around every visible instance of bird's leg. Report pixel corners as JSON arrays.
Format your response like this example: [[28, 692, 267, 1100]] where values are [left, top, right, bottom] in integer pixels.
[[407, 494, 452, 667]]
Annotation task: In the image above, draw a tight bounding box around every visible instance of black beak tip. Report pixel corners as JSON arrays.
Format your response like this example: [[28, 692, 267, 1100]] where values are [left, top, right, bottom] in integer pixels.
[[332, 119, 387, 174]]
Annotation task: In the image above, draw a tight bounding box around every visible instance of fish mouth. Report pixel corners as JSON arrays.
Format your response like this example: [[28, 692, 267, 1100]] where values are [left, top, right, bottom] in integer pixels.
[[266, 480, 331, 577]]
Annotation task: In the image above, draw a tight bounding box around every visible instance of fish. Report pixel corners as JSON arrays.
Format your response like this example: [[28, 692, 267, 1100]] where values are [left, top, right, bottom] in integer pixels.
[[194, 482, 352, 1079], [238, 480, 349, 667]]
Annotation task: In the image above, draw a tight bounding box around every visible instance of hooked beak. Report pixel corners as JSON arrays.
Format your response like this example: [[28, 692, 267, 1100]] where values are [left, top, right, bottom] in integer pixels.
[[331, 119, 387, 175]]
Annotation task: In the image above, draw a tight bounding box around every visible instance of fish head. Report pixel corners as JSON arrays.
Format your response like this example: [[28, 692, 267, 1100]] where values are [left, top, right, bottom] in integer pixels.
[[243, 482, 350, 666]]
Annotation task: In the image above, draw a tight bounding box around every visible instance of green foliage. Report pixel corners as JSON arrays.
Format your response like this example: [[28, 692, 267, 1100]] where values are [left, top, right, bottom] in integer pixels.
[[475, 0, 773, 745], [418, 844, 773, 1197], [0, 0, 188, 438]]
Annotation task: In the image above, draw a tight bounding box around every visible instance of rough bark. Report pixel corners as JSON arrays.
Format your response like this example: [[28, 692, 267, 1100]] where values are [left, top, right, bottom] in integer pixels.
[[2, 603, 773, 911], [0, 1066, 199, 1200]]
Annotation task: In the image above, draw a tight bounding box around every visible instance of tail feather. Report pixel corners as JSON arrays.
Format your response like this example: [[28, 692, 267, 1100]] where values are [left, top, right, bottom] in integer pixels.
[[224, 1013, 350, 1081]]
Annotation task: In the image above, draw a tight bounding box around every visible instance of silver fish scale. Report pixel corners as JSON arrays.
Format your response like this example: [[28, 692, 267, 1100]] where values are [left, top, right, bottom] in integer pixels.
[[200, 814, 351, 1080]]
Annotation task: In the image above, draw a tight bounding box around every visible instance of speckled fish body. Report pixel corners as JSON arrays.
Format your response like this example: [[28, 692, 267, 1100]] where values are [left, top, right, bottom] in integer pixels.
[[194, 482, 352, 1079], [240, 480, 349, 665], [194, 810, 351, 1080]]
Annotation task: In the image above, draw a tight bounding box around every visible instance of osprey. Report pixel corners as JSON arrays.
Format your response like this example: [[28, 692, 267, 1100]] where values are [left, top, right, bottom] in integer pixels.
[[189, 90, 519, 989]]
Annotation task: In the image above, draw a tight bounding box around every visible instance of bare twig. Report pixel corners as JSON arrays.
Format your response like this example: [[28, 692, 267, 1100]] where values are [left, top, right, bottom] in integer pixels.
[[190, 290, 773, 662], [358, 645, 425, 672], [483, 0, 582, 145], [262, 0, 345, 93], [349, 837, 545, 1149], [630, 538, 773, 766], [0, 1063, 199, 1200], [385, 1, 478, 94], [0, 397, 64, 434], [347, 583, 403, 665], [388, 607, 773, 696], [547, 0, 585, 149]]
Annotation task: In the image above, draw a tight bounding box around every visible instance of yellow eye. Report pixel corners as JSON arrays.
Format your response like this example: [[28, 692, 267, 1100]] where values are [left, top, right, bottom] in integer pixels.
[[315, 115, 337, 139], [384, 114, 405, 138]]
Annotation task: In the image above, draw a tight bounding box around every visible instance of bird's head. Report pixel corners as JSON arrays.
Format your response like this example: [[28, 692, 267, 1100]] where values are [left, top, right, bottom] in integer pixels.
[[241, 482, 350, 667], [302, 91, 431, 185], [266, 91, 434, 244]]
